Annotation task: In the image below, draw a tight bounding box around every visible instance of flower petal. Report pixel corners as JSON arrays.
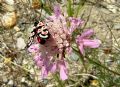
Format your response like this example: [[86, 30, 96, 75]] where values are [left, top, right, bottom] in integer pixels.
[[59, 65, 68, 80], [28, 44, 39, 53], [54, 5, 61, 18], [50, 63, 57, 73], [36, 61, 43, 67], [34, 53, 41, 62], [69, 17, 84, 33], [80, 29, 94, 39], [58, 61, 68, 80], [41, 66, 48, 79], [83, 39, 101, 48], [78, 43, 84, 55]]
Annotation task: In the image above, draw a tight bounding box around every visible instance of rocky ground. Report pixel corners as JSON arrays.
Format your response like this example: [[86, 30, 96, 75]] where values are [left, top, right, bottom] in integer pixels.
[[0, 0, 120, 87]]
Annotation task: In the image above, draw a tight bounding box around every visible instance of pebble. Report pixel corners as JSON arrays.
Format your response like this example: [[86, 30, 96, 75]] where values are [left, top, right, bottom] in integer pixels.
[[104, 0, 116, 3], [16, 37, 26, 50], [70, 50, 79, 61], [14, 26, 21, 32], [14, 32, 23, 38], [21, 77, 26, 83], [30, 68, 34, 74], [1, 12, 17, 28], [8, 80, 14, 85], [113, 23, 120, 30], [0, 0, 2, 3], [2, 76, 8, 83], [5, 0, 14, 5], [106, 5, 118, 13], [23, 59, 28, 65], [31, 0, 41, 9]]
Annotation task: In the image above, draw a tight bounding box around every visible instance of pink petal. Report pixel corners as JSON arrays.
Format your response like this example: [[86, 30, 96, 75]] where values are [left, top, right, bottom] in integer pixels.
[[80, 29, 94, 39], [50, 63, 57, 73], [60, 15, 68, 33], [28, 44, 39, 53], [83, 39, 101, 48], [41, 66, 48, 79], [59, 65, 68, 80], [34, 53, 41, 62], [78, 43, 84, 55], [58, 61, 68, 80], [69, 17, 84, 33], [48, 16, 56, 21], [36, 61, 43, 67], [66, 47, 72, 55], [54, 5, 61, 17]]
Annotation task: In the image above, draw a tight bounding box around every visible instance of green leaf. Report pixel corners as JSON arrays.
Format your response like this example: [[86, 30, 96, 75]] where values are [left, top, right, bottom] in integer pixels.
[[67, 0, 73, 17], [75, 0, 86, 17], [40, 0, 45, 4], [42, 6, 52, 15]]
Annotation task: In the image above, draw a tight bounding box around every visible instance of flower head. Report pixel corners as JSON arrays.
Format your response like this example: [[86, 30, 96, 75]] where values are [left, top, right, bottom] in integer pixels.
[[28, 5, 72, 80], [28, 5, 101, 80]]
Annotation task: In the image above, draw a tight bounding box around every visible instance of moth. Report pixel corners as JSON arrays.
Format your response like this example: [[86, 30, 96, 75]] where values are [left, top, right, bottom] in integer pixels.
[[26, 20, 50, 48]]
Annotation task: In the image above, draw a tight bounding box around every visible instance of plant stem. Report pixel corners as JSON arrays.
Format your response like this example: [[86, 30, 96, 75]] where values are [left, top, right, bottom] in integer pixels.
[[86, 56, 120, 76], [67, 0, 73, 17], [75, 0, 86, 17], [72, 48, 120, 76], [54, 73, 65, 87]]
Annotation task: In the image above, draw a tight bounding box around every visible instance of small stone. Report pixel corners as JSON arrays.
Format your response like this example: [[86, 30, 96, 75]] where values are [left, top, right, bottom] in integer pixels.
[[2, 3, 15, 11], [30, 68, 34, 74], [2, 76, 8, 83], [21, 77, 26, 83], [113, 23, 120, 30], [2, 12, 17, 28], [23, 59, 28, 65], [70, 50, 79, 61], [31, 0, 41, 9], [8, 80, 14, 85], [105, 0, 116, 3], [5, 0, 14, 5], [28, 81, 32, 86], [14, 32, 23, 38], [14, 26, 20, 32], [0, 0, 3, 3], [16, 37, 26, 50], [107, 5, 118, 13]]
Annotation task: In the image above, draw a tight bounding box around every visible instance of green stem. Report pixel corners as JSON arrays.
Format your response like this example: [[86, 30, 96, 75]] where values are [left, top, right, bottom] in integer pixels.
[[75, 0, 86, 17], [72, 48, 120, 76], [86, 56, 120, 76], [54, 73, 65, 87], [67, 0, 73, 17]]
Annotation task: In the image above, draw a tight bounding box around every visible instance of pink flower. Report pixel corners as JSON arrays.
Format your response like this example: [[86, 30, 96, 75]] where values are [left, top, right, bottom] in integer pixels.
[[76, 29, 101, 55], [28, 4, 101, 81], [27, 4, 84, 80], [69, 17, 84, 33]]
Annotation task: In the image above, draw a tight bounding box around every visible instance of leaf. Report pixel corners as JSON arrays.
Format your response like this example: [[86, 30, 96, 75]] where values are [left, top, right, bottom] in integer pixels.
[[67, 0, 74, 17], [42, 6, 52, 15], [75, 0, 86, 17]]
